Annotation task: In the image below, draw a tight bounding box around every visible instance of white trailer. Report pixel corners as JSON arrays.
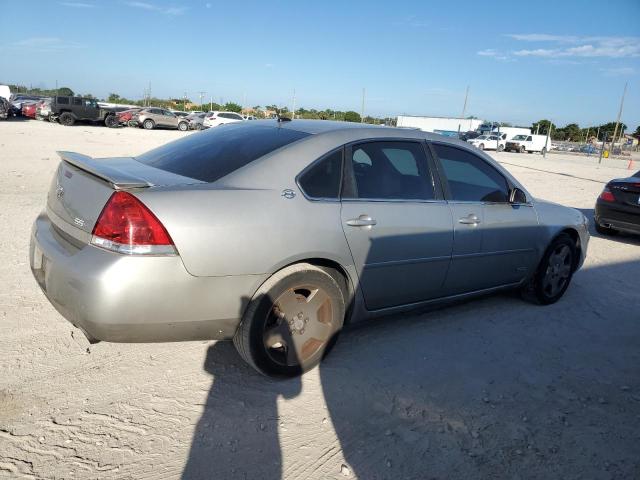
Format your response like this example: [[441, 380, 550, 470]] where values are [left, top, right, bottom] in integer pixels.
[[490, 127, 531, 141], [396, 115, 484, 136]]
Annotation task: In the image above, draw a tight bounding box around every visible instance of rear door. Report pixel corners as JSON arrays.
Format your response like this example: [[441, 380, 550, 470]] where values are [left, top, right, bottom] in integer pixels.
[[430, 142, 539, 294], [340, 140, 453, 310]]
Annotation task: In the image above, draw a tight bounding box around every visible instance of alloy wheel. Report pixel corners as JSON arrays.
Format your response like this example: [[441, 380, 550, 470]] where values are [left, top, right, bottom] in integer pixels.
[[262, 285, 334, 367], [542, 244, 572, 297]]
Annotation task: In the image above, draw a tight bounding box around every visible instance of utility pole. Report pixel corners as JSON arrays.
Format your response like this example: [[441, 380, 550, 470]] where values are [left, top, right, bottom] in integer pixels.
[[609, 81, 628, 158], [361, 87, 365, 123], [198, 91, 206, 111], [183, 92, 188, 111], [543, 121, 552, 159], [461, 85, 469, 118], [210, 96, 213, 112], [291, 89, 296, 119]]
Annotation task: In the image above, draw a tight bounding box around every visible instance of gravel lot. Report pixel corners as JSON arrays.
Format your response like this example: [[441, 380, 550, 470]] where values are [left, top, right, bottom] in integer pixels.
[[1, 119, 639, 480]]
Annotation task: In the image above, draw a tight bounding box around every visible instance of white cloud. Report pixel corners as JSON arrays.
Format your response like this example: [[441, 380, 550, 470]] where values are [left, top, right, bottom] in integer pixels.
[[7, 37, 84, 51], [59, 1, 95, 7], [124, 1, 186, 15], [507, 34, 640, 58], [602, 66, 636, 77], [476, 49, 511, 61], [205, 2, 211, 7]]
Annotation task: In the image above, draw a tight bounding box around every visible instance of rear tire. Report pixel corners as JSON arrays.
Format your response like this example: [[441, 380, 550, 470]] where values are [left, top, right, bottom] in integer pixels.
[[541, 147, 547, 155], [59, 112, 75, 126], [143, 119, 155, 130], [178, 121, 188, 131], [104, 114, 117, 128], [522, 233, 576, 305], [497, 144, 504, 152], [233, 263, 345, 377]]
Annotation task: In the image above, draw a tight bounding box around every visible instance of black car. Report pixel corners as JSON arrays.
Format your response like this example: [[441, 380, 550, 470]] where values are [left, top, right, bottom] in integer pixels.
[[594, 170, 640, 236]]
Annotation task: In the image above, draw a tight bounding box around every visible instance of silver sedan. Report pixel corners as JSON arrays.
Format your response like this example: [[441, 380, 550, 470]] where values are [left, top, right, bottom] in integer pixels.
[[30, 120, 589, 376]]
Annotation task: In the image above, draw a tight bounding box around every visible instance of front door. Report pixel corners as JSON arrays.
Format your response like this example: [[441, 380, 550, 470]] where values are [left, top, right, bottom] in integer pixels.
[[340, 140, 453, 310], [430, 142, 539, 295]]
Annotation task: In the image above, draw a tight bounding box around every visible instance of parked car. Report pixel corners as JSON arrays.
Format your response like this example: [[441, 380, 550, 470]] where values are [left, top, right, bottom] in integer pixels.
[[594, 170, 640, 236], [505, 134, 550, 154], [21, 102, 38, 119], [243, 115, 257, 121], [49, 96, 119, 127], [115, 108, 142, 126], [36, 98, 53, 120], [203, 111, 244, 128], [186, 112, 207, 130], [467, 134, 504, 151], [0, 97, 10, 119], [459, 131, 480, 141], [10, 94, 45, 116], [29, 120, 589, 377], [132, 108, 190, 131]]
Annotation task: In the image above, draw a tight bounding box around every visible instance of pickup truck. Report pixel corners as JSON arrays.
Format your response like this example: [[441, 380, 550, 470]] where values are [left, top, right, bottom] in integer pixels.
[[50, 96, 122, 127]]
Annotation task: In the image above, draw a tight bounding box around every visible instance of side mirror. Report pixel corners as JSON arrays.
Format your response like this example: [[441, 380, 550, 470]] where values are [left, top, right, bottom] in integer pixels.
[[509, 187, 528, 204]]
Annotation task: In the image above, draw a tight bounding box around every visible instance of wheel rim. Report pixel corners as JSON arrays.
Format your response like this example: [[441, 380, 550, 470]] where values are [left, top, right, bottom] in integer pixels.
[[542, 245, 572, 297], [262, 285, 334, 367], [145, 120, 153, 129]]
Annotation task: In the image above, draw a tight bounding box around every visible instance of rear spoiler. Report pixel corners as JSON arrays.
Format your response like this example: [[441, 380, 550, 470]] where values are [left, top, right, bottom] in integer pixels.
[[57, 151, 154, 189]]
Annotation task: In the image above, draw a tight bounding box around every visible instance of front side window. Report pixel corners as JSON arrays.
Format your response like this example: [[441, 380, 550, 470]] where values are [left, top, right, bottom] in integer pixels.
[[72, 98, 82, 106], [298, 149, 342, 199], [431, 143, 509, 203], [345, 141, 435, 200]]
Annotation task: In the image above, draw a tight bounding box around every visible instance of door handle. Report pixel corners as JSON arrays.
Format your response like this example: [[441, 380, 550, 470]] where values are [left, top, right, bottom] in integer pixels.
[[458, 214, 480, 225], [346, 215, 377, 227]]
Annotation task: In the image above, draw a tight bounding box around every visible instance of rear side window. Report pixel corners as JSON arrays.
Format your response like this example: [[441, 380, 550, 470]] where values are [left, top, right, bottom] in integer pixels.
[[431, 144, 509, 202], [298, 149, 342, 199], [136, 123, 310, 183], [72, 98, 82, 106], [344, 141, 435, 200]]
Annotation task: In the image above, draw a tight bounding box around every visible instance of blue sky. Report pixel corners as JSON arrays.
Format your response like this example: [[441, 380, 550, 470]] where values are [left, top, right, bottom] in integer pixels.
[[2, 0, 639, 128]]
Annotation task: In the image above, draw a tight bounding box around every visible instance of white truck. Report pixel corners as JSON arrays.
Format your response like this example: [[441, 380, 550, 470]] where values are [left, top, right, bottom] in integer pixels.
[[505, 134, 550, 154]]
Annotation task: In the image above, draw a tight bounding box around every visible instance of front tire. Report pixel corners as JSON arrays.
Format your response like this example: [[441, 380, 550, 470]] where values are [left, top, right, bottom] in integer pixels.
[[178, 121, 188, 131], [104, 114, 117, 128], [234, 263, 345, 377], [522, 233, 576, 305], [59, 112, 75, 126], [497, 144, 504, 152], [478, 143, 485, 150], [143, 119, 155, 130], [519, 146, 526, 153]]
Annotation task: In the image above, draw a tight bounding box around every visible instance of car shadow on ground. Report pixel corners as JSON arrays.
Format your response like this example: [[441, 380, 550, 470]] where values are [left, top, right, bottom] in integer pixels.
[[577, 208, 640, 246], [184, 260, 640, 480]]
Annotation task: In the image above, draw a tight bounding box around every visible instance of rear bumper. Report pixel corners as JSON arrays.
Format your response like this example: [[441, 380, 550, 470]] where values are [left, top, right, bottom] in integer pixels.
[[595, 201, 640, 235], [30, 212, 267, 342]]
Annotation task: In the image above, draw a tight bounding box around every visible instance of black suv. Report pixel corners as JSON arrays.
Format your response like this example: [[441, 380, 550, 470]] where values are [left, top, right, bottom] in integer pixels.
[[50, 96, 122, 127]]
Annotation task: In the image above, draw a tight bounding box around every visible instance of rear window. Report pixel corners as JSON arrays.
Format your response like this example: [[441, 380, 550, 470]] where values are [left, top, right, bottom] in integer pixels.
[[136, 123, 310, 182]]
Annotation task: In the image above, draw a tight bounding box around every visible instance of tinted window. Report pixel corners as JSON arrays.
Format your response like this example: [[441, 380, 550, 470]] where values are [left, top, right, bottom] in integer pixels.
[[57, 97, 69, 104], [432, 144, 509, 202], [136, 123, 310, 183], [345, 141, 435, 200], [298, 150, 342, 199], [72, 98, 82, 106]]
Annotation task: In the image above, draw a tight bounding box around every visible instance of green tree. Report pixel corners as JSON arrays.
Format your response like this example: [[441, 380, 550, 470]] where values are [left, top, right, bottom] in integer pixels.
[[57, 87, 74, 96], [531, 119, 556, 135], [224, 102, 242, 113], [563, 123, 581, 141], [633, 125, 640, 138], [343, 111, 361, 123]]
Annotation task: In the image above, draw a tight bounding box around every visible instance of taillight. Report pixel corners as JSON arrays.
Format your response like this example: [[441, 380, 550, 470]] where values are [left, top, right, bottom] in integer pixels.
[[91, 191, 176, 255], [599, 187, 615, 202]]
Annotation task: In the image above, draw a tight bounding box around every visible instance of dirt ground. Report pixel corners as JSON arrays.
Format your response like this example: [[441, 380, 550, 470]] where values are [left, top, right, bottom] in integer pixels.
[[1, 119, 639, 480]]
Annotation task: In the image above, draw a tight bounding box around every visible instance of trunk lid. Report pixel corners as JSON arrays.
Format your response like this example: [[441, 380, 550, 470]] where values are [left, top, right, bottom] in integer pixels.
[[610, 177, 640, 208], [47, 152, 204, 241]]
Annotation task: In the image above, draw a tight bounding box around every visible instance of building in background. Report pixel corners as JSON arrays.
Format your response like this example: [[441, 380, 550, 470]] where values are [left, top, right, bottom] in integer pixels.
[[396, 115, 484, 136]]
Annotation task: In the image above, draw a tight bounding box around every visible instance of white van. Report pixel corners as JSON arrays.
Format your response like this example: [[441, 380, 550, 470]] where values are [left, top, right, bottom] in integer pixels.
[[505, 134, 550, 154], [491, 127, 531, 141]]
